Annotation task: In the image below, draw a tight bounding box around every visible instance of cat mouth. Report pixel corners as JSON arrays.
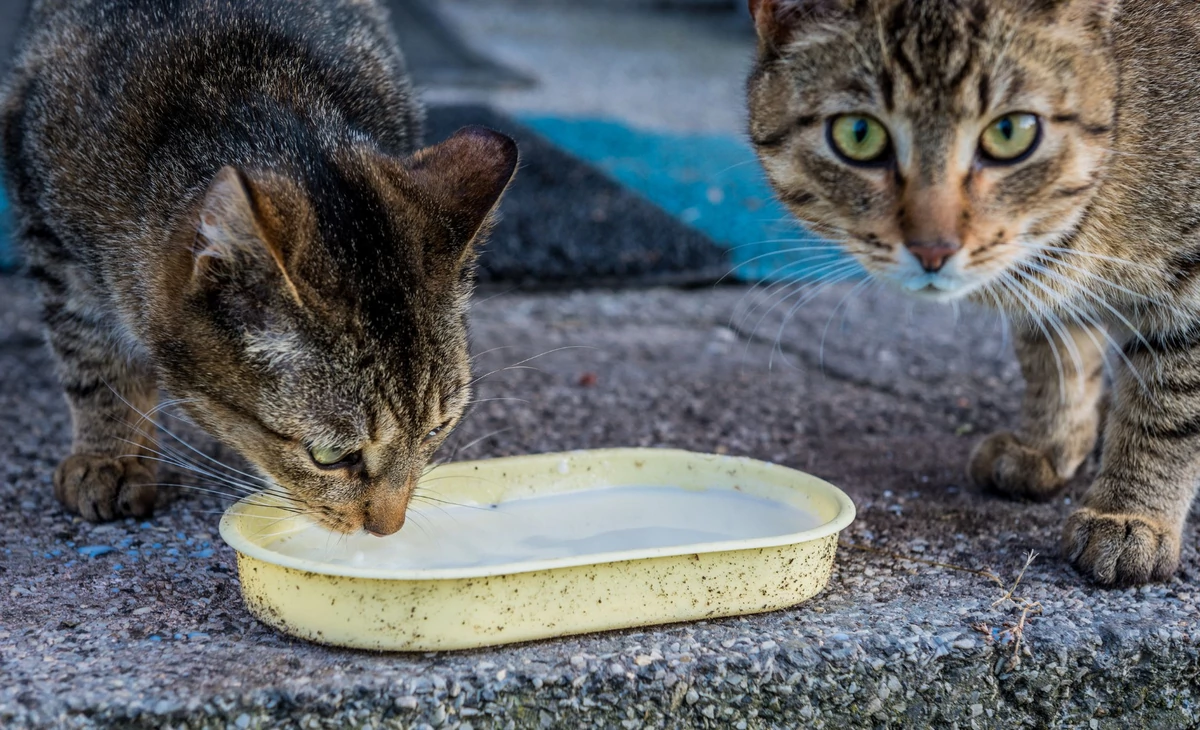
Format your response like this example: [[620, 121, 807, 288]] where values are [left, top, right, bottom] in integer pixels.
[[897, 271, 977, 301]]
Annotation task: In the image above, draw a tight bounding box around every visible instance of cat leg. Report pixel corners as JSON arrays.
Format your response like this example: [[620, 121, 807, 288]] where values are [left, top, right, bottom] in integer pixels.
[[969, 321, 1106, 500], [1063, 335, 1200, 585], [38, 269, 159, 521]]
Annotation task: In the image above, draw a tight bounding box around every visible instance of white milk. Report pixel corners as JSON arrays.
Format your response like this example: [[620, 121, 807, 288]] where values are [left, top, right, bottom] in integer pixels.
[[268, 485, 822, 571]]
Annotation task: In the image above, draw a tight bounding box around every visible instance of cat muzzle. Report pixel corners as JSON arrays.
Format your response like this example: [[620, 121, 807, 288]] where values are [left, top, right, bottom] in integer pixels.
[[904, 239, 962, 273]]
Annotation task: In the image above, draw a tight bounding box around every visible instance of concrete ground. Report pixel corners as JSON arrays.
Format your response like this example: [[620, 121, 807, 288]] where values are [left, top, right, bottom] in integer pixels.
[[4, 273, 1200, 729], [424, 0, 756, 135], [4, 2, 1200, 728]]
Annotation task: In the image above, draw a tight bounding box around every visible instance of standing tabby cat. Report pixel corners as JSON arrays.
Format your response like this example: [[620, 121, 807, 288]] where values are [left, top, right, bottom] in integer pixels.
[[747, 0, 1200, 585], [1, 0, 518, 535]]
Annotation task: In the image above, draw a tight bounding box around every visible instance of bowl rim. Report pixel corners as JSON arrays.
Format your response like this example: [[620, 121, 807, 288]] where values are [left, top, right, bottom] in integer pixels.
[[218, 447, 857, 581]]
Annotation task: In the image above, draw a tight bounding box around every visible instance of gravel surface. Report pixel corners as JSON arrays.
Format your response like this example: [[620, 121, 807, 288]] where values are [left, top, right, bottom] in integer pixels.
[[3, 273, 1199, 728]]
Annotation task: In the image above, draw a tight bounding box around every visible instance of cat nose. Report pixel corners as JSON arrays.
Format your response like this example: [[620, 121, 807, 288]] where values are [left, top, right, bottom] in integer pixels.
[[362, 478, 416, 537], [364, 513, 403, 537], [363, 502, 407, 537], [905, 239, 961, 273]]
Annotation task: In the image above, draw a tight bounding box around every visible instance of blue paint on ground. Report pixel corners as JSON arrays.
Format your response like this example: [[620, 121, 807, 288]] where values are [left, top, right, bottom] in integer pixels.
[[517, 115, 848, 282], [78, 545, 116, 558], [0, 187, 15, 272]]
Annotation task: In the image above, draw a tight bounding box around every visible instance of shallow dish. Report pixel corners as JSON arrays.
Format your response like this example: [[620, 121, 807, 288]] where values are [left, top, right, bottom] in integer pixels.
[[218, 448, 856, 651]]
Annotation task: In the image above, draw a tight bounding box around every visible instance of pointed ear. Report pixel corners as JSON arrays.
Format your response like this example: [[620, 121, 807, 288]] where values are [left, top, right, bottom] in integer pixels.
[[406, 126, 519, 253], [193, 167, 302, 301], [195, 166, 265, 265], [749, 0, 844, 52]]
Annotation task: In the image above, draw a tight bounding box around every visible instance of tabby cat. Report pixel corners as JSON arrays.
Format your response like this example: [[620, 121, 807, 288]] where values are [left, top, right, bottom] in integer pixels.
[[747, 0, 1200, 585], [1, 0, 518, 536]]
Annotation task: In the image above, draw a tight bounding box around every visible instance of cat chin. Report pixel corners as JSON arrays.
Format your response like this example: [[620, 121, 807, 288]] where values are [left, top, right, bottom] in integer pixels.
[[891, 273, 982, 303]]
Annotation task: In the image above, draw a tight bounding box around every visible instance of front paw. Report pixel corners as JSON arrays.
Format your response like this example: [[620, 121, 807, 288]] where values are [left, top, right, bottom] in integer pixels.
[[1062, 507, 1180, 586], [968, 432, 1065, 501], [53, 454, 157, 521]]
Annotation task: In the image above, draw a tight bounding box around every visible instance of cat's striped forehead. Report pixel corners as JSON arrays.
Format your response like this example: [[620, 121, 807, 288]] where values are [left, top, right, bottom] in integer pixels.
[[774, 0, 1057, 117]]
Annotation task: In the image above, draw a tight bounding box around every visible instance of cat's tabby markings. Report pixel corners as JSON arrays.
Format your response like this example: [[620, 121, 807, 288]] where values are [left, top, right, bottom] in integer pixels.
[[1, 0, 518, 536], [748, 0, 1200, 585]]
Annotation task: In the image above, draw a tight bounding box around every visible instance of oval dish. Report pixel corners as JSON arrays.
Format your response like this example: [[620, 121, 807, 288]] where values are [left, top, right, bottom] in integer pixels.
[[219, 448, 856, 651]]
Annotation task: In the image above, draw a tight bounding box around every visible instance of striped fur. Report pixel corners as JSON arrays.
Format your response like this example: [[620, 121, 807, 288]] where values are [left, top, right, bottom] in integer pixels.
[[748, 0, 1200, 585], [0, 0, 518, 535]]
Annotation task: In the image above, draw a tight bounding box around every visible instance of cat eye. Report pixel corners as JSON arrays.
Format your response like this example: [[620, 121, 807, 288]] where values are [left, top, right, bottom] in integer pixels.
[[828, 115, 891, 164], [424, 420, 452, 443], [308, 444, 362, 469], [980, 113, 1041, 163]]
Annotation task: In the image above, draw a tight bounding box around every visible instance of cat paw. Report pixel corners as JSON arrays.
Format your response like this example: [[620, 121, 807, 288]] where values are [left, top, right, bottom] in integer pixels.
[[1062, 508, 1180, 586], [968, 432, 1065, 501], [53, 454, 157, 521]]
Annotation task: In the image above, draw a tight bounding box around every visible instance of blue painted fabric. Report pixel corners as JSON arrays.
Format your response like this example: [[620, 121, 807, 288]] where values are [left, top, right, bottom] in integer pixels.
[[518, 115, 848, 282]]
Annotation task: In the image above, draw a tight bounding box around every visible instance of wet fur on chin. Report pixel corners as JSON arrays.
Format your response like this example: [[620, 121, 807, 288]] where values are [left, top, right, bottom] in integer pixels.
[[1, 0, 518, 535], [748, 0, 1200, 586]]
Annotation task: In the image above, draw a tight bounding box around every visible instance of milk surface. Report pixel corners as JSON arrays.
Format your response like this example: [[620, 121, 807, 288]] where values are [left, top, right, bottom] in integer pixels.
[[268, 485, 822, 571]]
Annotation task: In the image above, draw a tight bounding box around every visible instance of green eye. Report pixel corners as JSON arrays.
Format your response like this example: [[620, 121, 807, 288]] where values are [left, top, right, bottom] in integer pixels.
[[308, 445, 361, 468], [829, 115, 891, 163], [980, 113, 1040, 162]]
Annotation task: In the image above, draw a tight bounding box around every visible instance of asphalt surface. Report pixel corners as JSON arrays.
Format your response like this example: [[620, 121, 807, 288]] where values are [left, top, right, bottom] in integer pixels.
[[4, 272, 1200, 728]]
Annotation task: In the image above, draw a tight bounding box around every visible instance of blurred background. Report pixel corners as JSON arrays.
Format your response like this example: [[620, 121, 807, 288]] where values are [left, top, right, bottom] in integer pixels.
[[0, 0, 838, 285]]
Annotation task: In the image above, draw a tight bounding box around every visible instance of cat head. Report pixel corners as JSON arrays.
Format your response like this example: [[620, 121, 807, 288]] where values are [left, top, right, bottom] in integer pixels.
[[150, 126, 518, 536], [747, 0, 1119, 301]]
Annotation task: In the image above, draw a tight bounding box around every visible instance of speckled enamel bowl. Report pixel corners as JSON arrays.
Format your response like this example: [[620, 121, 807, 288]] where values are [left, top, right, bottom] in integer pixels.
[[218, 448, 856, 652]]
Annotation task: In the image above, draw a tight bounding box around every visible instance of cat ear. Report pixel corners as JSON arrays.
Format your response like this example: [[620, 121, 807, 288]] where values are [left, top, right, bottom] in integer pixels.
[[194, 167, 264, 265], [405, 126, 519, 265], [193, 167, 302, 301], [749, 0, 843, 51]]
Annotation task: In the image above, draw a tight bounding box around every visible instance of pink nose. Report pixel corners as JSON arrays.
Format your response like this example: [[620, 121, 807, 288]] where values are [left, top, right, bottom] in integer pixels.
[[905, 240, 961, 273]]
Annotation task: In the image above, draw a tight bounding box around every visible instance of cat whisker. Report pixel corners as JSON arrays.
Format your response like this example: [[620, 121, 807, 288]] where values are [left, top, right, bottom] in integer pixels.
[[1009, 266, 1095, 401], [430, 427, 513, 469], [470, 345, 519, 363], [464, 397, 529, 407], [408, 499, 466, 526], [1021, 248, 1183, 345], [719, 249, 844, 287], [994, 273, 1070, 403], [759, 265, 863, 370], [815, 276, 877, 375], [131, 396, 199, 430], [409, 495, 491, 513], [462, 346, 598, 392], [1015, 240, 1159, 271], [752, 260, 861, 333], [112, 433, 282, 498], [143, 481, 305, 512], [105, 387, 272, 488], [979, 285, 1012, 356], [750, 266, 861, 346], [726, 252, 849, 317], [470, 287, 519, 308], [1016, 257, 1152, 393], [1019, 245, 1180, 308], [735, 258, 861, 340]]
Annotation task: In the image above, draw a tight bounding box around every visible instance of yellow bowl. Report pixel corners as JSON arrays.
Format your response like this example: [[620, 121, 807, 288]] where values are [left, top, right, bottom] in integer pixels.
[[218, 448, 855, 651]]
